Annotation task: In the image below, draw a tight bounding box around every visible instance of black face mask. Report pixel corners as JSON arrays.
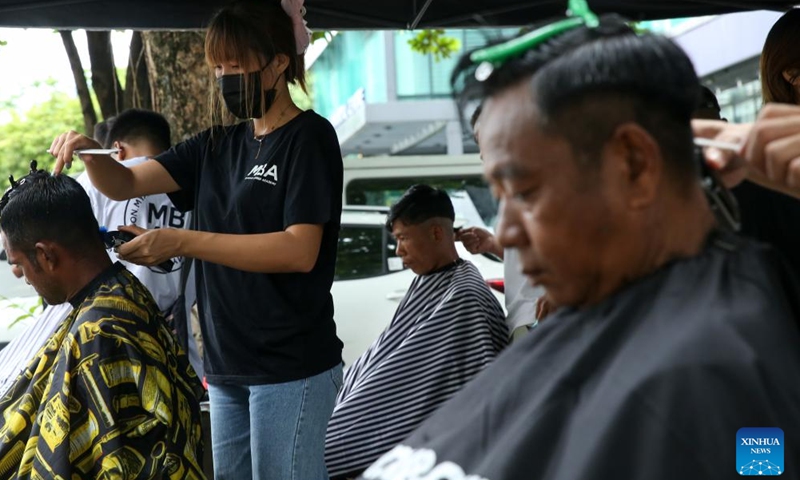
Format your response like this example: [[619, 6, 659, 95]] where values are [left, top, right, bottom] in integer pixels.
[[217, 66, 280, 119]]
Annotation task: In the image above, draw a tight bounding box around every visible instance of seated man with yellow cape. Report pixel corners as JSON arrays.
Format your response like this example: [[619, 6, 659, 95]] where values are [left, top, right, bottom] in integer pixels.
[[0, 168, 205, 479]]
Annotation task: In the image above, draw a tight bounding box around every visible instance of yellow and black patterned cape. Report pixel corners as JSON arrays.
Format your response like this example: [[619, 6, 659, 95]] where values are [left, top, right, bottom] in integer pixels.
[[0, 263, 206, 479]]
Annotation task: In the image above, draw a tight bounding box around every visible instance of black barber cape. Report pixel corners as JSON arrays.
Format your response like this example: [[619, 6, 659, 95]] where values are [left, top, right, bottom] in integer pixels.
[[359, 232, 800, 480]]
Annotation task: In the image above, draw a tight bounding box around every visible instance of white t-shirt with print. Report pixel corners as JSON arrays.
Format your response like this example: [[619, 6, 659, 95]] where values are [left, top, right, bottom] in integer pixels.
[[504, 248, 543, 331], [76, 156, 191, 312]]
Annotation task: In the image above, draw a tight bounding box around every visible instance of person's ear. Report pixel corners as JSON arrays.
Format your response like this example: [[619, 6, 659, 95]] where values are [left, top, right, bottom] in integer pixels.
[[605, 122, 662, 210], [431, 224, 441, 242], [782, 69, 800, 86], [113, 141, 126, 161], [271, 54, 290, 80], [34, 241, 59, 272]]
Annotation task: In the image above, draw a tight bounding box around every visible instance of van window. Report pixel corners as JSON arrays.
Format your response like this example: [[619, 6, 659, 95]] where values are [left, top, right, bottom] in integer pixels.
[[335, 225, 400, 281], [346, 176, 498, 228]]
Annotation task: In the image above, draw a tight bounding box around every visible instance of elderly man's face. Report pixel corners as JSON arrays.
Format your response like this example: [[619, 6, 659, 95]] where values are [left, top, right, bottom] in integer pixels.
[[392, 220, 442, 276], [480, 82, 627, 308], [1, 231, 65, 305]]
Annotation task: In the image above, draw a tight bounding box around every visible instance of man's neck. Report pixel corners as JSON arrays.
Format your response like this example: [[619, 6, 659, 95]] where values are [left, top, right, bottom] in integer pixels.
[[620, 188, 717, 293], [427, 246, 461, 274], [64, 255, 114, 304], [580, 188, 716, 309], [642, 189, 716, 268]]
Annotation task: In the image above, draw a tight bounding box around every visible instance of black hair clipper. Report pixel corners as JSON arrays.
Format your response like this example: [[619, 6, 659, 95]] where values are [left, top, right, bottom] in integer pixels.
[[101, 228, 175, 273], [696, 146, 741, 232]]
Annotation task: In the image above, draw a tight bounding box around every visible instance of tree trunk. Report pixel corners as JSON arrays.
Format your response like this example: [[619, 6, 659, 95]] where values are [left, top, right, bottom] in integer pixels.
[[142, 31, 211, 143], [86, 31, 125, 119], [124, 31, 152, 111], [59, 30, 97, 136]]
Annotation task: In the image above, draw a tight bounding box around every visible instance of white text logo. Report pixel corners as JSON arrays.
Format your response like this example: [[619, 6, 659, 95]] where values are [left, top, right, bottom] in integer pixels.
[[246, 163, 278, 185], [363, 445, 489, 480]]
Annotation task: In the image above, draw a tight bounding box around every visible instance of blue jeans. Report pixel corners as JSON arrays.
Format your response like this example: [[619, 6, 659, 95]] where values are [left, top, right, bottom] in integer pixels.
[[208, 364, 343, 480]]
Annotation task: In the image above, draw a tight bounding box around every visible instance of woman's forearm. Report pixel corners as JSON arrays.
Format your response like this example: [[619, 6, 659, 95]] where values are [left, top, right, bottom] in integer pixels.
[[84, 155, 138, 200], [85, 156, 179, 200], [179, 227, 322, 273]]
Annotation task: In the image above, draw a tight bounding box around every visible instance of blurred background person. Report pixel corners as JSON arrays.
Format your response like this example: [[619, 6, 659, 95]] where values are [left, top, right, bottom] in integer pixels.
[[457, 105, 547, 332], [760, 9, 800, 105], [696, 10, 800, 279]]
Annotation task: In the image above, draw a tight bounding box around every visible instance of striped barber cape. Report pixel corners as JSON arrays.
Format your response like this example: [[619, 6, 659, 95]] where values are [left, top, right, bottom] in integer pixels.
[[325, 259, 509, 478], [0, 303, 72, 398]]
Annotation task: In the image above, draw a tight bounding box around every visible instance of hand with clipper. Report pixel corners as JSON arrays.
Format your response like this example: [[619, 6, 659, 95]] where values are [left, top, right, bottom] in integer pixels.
[[456, 226, 504, 258], [693, 103, 800, 199], [111, 225, 182, 273]]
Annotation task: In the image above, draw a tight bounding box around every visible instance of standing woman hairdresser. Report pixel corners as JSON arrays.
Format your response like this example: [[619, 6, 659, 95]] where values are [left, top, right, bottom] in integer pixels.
[[722, 8, 800, 278], [49, 0, 344, 478]]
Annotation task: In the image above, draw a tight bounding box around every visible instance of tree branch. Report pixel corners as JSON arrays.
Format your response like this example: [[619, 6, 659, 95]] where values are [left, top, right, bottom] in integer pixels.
[[59, 30, 97, 135], [124, 31, 152, 110], [87, 31, 124, 119]]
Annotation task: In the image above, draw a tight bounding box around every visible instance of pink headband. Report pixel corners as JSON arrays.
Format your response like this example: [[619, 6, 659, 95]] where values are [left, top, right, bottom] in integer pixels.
[[281, 0, 312, 55]]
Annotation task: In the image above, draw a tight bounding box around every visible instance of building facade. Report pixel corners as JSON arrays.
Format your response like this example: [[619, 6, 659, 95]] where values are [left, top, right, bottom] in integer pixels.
[[645, 10, 785, 122], [310, 28, 517, 157], [311, 10, 788, 156]]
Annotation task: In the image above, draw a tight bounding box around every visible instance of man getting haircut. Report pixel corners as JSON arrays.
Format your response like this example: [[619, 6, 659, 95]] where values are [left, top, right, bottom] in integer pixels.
[[0, 170, 204, 479], [0, 109, 201, 400], [359, 6, 800, 480], [325, 185, 508, 478]]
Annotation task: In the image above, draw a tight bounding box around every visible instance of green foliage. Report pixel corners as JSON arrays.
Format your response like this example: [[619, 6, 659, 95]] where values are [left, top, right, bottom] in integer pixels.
[[290, 71, 314, 111], [311, 31, 331, 44], [119, 66, 127, 88], [629, 21, 650, 35], [0, 91, 85, 180], [407, 29, 461, 62], [310, 29, 459, 63], [30, 77, 59, 90], [0, 40, 6, 47], [0, 93, 21, 111], [0, 296, 44, 328]]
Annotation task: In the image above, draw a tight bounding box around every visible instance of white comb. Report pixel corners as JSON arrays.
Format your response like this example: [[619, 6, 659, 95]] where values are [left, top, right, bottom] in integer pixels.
[[693, 137, 741, 152]]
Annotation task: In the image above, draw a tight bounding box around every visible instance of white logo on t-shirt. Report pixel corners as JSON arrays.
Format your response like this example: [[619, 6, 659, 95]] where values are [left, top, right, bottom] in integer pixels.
[[123, 196, 186, 274], [363, 445, 490, 480], [245, 163, 278, 185]]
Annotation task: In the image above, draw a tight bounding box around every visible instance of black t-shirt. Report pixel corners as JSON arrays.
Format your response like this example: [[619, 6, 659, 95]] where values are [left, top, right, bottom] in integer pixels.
[[734, 180, 800, 277], [155, 111, 344, 384], [360, 232, 800, 480]]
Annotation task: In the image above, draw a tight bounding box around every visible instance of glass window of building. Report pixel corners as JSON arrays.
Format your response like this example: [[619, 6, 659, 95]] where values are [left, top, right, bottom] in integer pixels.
[[703, 57, 762, 123]]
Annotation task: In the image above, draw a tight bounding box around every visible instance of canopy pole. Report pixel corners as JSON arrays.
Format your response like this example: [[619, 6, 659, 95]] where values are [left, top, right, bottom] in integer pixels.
[[409, 0, 434, 29]]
